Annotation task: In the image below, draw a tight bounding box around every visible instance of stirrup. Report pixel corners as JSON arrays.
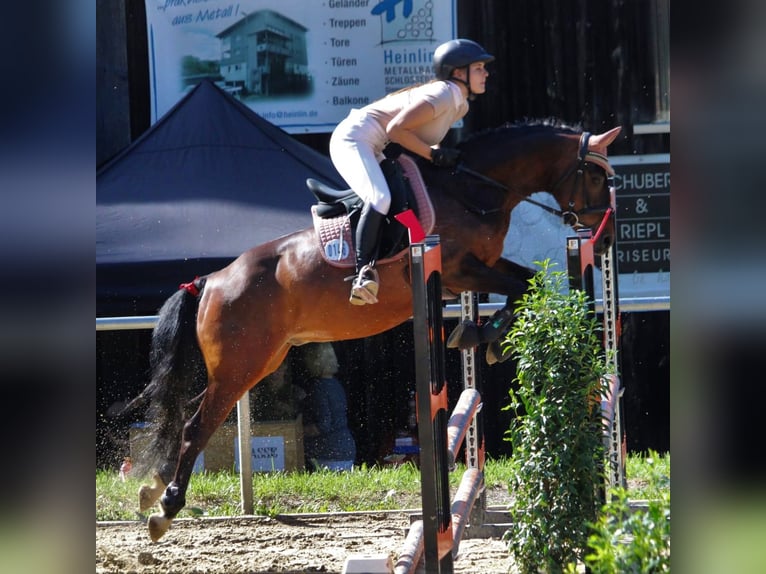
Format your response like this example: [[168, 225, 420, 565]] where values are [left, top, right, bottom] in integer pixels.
[[349, 265, 379, 305]]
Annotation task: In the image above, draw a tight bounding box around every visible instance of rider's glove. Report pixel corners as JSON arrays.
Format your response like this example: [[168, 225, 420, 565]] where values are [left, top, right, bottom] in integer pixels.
[[430, 147, 461, 168], [383, 142, 404, 159]]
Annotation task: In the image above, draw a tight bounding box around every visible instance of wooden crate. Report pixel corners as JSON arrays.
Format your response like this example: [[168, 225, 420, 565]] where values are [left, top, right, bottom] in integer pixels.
[[130, 415, 304, 472]]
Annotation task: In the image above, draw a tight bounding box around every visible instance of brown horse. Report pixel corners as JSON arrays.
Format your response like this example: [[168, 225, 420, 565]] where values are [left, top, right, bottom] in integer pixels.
[[128, 120, 621, 541]]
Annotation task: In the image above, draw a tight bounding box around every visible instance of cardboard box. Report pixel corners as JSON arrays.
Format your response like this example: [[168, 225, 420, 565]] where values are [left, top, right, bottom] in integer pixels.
[[130, 415, 304, 472]]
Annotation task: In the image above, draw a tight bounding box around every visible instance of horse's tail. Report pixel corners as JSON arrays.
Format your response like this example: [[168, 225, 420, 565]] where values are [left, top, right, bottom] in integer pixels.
[[128, 277, 208, 480]]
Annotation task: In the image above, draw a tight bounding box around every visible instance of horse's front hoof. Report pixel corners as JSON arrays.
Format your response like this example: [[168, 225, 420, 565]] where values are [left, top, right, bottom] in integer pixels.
[[446, 319, 481, 350], [138, 473, 166, 512], [485, 339, 512, 365], [148, 513, 173, 542], [479, 308, 516, 345]]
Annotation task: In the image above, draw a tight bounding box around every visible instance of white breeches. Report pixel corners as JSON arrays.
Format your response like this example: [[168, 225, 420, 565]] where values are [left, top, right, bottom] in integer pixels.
[[329, 109, 391, 215]]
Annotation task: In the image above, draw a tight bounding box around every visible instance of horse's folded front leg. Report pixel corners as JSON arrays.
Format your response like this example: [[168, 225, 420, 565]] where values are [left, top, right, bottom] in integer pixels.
[[444, 254, 530, 352], [446, 306, 515, 351], [485, 337, 513, 365], [479, 307, 515, 345], [446, 319, 482, 350], [482, 306, 518, 364]]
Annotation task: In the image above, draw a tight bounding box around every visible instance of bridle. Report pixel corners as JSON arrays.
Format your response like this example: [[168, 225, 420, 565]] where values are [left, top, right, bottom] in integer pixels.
[[456, 132, 614, 230]]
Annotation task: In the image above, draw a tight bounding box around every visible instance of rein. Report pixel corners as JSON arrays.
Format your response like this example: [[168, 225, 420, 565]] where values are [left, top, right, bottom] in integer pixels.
[[456, 164, 563, 217], [456, 132, 612, 227]]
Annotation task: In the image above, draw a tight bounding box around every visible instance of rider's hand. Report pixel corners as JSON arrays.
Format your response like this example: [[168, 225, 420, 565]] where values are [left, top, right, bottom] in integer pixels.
[[430, 147, 461, 168], [383, 142, 404, 159]]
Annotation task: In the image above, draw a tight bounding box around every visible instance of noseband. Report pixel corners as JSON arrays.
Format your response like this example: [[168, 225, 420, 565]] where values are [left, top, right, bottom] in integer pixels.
[[457, 132, 614, 228]]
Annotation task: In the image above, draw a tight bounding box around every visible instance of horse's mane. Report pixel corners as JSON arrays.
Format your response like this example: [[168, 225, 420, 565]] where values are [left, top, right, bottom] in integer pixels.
[[460, 118, 582, 146]]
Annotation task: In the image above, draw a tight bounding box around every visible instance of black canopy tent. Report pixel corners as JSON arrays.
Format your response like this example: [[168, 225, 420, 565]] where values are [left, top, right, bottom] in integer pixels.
[[96, 80, 344, 317]]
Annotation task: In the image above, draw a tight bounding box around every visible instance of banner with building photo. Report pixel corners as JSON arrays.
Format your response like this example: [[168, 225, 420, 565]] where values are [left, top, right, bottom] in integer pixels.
[[145, 0, 457, 133]]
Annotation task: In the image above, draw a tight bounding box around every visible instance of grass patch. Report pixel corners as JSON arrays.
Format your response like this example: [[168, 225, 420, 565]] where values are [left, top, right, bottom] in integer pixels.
[[96, 452, 668, 522], [625, 448, 670, 500]]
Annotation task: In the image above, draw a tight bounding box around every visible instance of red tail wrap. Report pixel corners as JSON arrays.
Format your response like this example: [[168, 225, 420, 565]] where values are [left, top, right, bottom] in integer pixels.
[[179, 276, 201, 297]]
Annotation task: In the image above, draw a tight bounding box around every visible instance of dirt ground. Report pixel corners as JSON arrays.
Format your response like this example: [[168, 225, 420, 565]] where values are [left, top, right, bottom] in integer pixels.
[[96, 489, 516, 573]]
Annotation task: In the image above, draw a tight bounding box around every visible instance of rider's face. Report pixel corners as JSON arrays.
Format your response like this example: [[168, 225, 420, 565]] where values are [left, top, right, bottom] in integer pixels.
[[467, 62, 489, 94]]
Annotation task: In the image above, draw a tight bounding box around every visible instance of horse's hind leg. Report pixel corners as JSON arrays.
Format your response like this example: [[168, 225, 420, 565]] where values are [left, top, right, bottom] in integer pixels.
[[145, 265, 291, 541], [138, 473, 166, 512], [146, 391, 235, 541], [138, 424, 202, 513]]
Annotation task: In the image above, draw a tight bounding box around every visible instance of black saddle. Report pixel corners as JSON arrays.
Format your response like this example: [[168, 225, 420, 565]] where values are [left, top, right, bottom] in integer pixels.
[[306, 154, 419, 261], [306, 180, 362, 218]]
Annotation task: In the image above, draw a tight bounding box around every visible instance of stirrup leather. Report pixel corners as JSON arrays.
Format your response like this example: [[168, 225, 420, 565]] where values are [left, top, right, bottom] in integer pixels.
[[349, 265, 380, 305]]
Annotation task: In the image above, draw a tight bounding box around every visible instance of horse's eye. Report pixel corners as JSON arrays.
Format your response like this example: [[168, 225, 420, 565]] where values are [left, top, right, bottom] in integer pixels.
[[585, 164, 606, 184]]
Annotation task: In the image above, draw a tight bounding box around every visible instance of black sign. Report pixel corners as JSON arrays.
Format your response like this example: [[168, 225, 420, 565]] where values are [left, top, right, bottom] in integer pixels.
[[613, 161, 670, 274]]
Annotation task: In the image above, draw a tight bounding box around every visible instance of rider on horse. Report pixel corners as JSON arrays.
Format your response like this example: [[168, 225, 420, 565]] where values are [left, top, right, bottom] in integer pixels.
[[329, 39, 495, 305]]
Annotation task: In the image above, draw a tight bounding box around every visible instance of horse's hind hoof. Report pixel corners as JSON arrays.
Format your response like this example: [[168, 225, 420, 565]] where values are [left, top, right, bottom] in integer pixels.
[[486, 339, 512, 365], [138, 473, 166, 512], [446, 319, 481, 350], [148, 513, 173, 542]]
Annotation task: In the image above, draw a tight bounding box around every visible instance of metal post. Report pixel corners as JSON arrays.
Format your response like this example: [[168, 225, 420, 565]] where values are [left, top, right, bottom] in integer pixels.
[[566, 226, 627, 495], [459, 290, 486, 529], [600, 239, 627, 489]]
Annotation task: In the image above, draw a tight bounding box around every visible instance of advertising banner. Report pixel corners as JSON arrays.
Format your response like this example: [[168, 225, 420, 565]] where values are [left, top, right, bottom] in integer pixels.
[[234, 436, 286, 472], [145, 0, 457, 132], [611, 154, 670, 276]]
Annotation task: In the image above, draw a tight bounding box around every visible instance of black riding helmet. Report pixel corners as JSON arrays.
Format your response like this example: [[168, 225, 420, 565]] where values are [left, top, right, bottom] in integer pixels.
[[433, 39, 495, 81]]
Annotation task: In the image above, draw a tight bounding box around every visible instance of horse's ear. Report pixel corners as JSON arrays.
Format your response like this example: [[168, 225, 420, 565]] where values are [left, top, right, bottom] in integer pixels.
[[589, 126, 622, 151]]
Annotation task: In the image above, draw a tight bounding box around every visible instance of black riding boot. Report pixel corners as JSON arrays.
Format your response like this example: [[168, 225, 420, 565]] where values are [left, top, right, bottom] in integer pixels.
[[349, 203, 385, 305]]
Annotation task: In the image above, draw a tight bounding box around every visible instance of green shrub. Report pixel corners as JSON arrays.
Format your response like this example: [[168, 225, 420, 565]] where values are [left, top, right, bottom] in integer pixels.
[[578, 487, 670, 573], [502, 261, 610, 573]]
